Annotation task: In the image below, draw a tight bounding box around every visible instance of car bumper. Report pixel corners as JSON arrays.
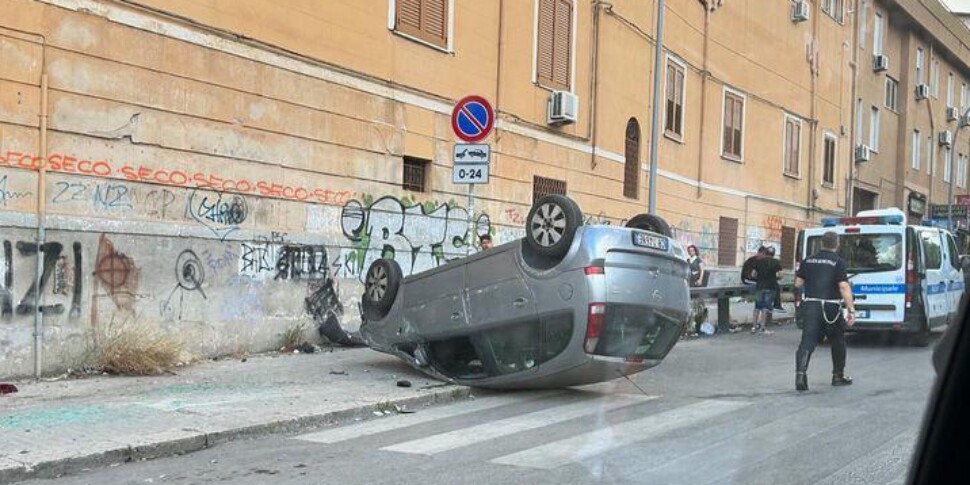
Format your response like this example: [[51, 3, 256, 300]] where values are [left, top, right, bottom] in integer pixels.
[[848, 320, 922, 333]]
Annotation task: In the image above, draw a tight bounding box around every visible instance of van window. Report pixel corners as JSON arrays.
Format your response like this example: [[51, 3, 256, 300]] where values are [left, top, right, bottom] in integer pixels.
[[806, 233, 903, 273], [922, 232, 942, 270], [946, 234, 960, 270]]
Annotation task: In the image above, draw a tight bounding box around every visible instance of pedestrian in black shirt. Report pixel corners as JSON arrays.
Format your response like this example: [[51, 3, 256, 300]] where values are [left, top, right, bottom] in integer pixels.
[[687, 245, 706, 288], [793, 231, 857, 391], [752, 250, 782, 334], [766, 247, 785, 312]]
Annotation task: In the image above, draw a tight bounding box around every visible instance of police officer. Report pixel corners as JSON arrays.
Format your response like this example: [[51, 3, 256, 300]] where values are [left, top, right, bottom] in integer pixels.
[[794, 231, 857, 391]]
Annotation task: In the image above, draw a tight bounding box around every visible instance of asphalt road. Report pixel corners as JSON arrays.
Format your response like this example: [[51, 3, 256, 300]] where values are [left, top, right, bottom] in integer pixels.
[[21, 324, 938, 485]]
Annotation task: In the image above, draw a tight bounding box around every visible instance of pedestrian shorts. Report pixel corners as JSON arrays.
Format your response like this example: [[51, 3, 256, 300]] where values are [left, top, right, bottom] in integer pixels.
[[755, 289, 777, 311]]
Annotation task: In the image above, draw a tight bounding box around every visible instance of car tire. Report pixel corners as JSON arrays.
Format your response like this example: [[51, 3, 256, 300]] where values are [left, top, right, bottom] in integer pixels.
[[525, 194, 583, 259], [911, 320, 931, 347], [362, 258, 402, 319], [625, 213, 673, 237]]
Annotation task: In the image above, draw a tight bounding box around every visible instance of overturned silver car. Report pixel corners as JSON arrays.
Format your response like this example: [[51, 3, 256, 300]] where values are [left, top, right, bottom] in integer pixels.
[[358, 195, 690, 389]]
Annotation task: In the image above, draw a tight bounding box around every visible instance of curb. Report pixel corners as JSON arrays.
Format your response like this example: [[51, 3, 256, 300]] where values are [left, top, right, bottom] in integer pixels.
[[0, 386, 472, 484]]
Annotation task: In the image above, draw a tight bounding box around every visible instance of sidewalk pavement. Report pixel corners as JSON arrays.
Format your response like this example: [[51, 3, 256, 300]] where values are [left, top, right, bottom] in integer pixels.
[[0, 348, 470, 483]]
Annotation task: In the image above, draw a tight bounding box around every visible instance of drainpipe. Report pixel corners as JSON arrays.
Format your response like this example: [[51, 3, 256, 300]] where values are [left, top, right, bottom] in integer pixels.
[[695, 4, 712, 198], [34, 73, 48, 379], [927, 44, 937, 212]]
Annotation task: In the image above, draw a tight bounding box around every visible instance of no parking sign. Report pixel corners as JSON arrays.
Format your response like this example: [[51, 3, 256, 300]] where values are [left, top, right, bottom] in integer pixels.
[[451, 95, 494, 142]]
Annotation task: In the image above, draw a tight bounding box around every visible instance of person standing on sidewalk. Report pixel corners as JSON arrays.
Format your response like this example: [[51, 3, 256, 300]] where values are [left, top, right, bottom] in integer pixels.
[[752, 248, 782, 334], [766, 246, 785, 314], [687, 245, 706, 288], [793, 231, 857, 392]]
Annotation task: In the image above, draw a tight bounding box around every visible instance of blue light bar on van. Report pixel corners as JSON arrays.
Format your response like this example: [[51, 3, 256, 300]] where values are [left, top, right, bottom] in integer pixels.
[[821, 215, 905, 227]]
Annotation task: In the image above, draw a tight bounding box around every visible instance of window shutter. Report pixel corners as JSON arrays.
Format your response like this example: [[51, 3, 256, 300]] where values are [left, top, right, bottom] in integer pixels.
[[397, 0, 422, 33], [718, 217, 738, 266], [552, 0, 572, 89], [624, 119, 641, 199], [396, 0, 448, 48], [537, 0, 556, 86], [422, 0, 448, 45], [781, 227, 796, 269]]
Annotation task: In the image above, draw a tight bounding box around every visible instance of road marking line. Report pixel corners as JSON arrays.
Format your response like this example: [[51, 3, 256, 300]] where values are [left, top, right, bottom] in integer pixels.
[[490, 399, 749, 470], [381, 394, 658, 456], [643, 406, 864, 485], [809, 428, 918, 485], [295, 391, 559, 444]]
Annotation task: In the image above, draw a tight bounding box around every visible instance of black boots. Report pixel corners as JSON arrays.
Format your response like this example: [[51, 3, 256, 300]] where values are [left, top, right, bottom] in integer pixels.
[[796, 372, 808, 391], [832, 374, 853, 386], [795, 350, 812, 392]]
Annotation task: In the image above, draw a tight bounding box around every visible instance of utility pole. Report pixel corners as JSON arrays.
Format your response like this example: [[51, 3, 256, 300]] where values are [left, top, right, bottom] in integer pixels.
[[647, 0, 665, 215]]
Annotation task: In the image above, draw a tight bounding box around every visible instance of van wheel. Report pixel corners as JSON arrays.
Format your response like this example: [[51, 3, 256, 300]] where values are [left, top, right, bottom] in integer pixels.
[[525, 195, 583, 259], [362, 259, 402, 320], [910, 320, 931, 347], [625, 214, 672, 237]]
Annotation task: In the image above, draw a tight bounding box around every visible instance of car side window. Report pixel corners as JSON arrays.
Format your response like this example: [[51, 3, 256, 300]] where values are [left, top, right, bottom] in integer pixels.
[[922, 231, 943, 270]]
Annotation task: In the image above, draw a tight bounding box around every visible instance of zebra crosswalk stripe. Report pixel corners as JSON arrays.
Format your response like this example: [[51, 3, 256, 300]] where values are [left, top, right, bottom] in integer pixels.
[[381, 393, 658, 456], [490, 399, 750, 470]]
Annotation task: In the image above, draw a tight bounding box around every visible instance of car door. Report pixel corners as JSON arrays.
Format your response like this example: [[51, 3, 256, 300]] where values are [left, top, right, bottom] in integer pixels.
[[920, 229, 948, 327], [463, 246, 541, 378], [402, 262, 467, 338], [944, 232, 964, 322]]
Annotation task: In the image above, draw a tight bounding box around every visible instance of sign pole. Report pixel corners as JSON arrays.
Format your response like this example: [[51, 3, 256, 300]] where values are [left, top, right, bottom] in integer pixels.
[[467, 184, 475, 256]]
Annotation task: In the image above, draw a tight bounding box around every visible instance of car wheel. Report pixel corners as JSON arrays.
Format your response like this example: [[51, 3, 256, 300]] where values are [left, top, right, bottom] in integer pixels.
[[625, 213, 672, 237], [525, 194, 583, 258], [362, 258, 402, 319]]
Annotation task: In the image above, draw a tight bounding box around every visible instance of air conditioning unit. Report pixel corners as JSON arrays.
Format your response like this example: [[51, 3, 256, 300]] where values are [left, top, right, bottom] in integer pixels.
[[873, 55, 889, 72], [547, 90, 578, 125], [916, 84, 930, 100], [791, 0, 809, 22], [855, 145, 872, 163], [947, 106, 960, 122], [940, 130, 954, 146], [961, 113, 970, 128]]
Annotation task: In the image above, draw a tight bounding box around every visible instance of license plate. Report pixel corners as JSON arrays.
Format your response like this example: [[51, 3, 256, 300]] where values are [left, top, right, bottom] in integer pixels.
[[632, 232, 669, 251], [855, 309, 870, 319]]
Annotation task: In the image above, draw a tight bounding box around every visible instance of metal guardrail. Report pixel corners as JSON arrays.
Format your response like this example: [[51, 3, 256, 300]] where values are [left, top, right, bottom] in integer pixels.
[[690, 284, 796, 330]]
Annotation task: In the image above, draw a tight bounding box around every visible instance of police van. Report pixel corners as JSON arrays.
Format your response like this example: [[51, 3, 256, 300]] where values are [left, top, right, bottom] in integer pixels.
[[797, 208, 964, 345]]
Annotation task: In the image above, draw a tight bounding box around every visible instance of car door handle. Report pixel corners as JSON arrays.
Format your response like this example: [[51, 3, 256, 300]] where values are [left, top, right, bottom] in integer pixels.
[[513, 297, 528, 308], [451, 312, 462, 320]]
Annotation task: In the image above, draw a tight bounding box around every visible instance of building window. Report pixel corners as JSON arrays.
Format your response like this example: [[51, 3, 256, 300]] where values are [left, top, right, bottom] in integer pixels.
[[912, 129, 921, 170], [393, 0, 449, 49], [885, 77, 898, 111], [948, 72, 955, 107], [718, 217, 738, 266], [928, 135, 934, 175], [536, 0, 573, 91], [781, 226, 797, 270], [944, 146, 953, 183], [855, 98, 864, 146], [402, 156, 429, 192], [916, 47, 925, 85], [823, 134, 836, 186], [623, 118, 641, 199], [932, 60, 940, 98], [859, 0, 868, 49], [873, 12, 884, 56], [533, 175, 567, 204], [962, 82, 967, 109], [869, 107, 880, 152], [784, 116, 801, 177], [722, 90, 745, 161], [957, 154, 970, 188], [665, 59, 686, 138], [821, 0, 844, 23]]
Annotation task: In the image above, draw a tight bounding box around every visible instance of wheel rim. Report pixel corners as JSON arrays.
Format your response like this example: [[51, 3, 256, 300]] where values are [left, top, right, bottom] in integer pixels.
[[530, 202, 567, 248], [365, 264, 388, 302]]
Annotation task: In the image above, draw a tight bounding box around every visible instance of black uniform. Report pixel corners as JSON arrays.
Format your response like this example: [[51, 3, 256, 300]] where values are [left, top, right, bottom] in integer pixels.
[[795, 249, 849, 381]]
